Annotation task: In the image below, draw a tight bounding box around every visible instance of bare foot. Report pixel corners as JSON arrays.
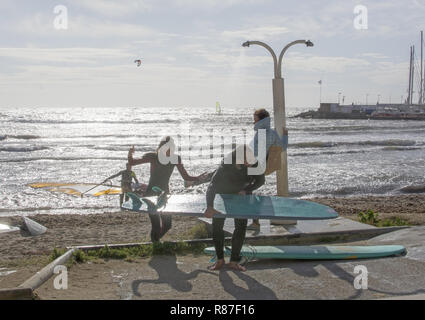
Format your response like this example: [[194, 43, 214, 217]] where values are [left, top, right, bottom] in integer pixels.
[[227, 261, 246, 272], [208, 259, 225, 271], [204, 207, 222, 218]]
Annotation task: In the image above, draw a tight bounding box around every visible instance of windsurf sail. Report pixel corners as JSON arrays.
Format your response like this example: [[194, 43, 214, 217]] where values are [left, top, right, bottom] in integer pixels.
[[216, 101, 221, 114], [29, 183, 122, 197]]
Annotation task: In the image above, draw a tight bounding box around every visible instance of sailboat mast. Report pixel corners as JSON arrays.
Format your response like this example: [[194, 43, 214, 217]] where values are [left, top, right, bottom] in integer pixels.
[[412, 46, 415, 105], [408, 46, 413, 105], [423, 30, 425, 105], [420, 31, 424, 105]]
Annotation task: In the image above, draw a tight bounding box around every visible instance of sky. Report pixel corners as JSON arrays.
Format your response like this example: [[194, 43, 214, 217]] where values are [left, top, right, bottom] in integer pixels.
[[1, 0, 425, 109]]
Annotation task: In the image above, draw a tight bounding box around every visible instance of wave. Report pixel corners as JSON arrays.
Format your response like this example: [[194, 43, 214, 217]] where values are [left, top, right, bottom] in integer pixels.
[[0, 135, 41, 140], [291, 139, 417, 149], [80, 134, 158, 139], [0, 205, 117, 213], [0, 146, 49, 152], [382, 146, 420, 151], [292, 142, 335, 148], [91, 146, 154, 152], [356, 139, 416, 146], [0, 156, 125, 163], [291, 124, 425, 132], [291, 149, 368, 157], [299, 184, 399, 197], [399, 185, 425, 194], [4, 119, 180, 125]]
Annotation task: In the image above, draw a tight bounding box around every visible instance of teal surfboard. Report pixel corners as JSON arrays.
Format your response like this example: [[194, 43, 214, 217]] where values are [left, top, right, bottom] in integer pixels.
[[204, 245, 407, 260], [121, 192, 338, 220]]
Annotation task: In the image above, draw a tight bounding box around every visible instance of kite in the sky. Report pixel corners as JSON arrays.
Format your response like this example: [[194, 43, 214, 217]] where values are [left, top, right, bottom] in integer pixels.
[[134, 59, 142, 67]]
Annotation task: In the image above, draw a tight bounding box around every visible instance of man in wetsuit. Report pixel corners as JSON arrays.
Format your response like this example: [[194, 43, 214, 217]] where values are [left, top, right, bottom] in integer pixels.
[[103, 162, 139, 206], [128, 136, 207, 242], [204, 145, 264, 271]]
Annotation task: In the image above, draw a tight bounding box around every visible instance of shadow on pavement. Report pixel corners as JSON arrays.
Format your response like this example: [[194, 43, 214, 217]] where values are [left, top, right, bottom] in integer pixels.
[[231, 257, 425, 299], [218, 269, 278, 300], [131, 255, 216, 297]]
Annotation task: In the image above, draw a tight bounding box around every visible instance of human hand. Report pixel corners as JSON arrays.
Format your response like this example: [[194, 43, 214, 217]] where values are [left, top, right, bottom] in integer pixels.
[[128, 146, 135, 160]]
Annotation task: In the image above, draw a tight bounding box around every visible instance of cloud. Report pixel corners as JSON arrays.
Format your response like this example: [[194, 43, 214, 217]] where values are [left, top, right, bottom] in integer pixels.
[[0, 53, 210, 86], [70, 0, 152, 17], [222, 26, 290, 41], [173, 0, 268, 9], [359, 53, 390, 59], [16, 13, 155, 39], [0, 47, 133, 65]]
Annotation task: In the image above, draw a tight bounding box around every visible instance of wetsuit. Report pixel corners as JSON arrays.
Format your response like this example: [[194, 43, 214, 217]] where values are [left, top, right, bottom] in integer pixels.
[[106, 169, 139, 206], [130, 152, 199, 242], [206, 161, 265, 263]]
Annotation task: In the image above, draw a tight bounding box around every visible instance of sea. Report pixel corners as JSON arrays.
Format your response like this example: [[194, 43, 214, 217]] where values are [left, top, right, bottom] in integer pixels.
[[1, 106, 425, 217]]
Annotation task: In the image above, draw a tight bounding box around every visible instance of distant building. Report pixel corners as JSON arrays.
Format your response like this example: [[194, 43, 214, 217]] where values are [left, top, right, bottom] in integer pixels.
[[316, 102, 425, 120]]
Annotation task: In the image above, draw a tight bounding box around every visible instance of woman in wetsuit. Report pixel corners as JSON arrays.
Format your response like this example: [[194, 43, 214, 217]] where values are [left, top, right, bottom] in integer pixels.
[[128, 136, 206, 242]]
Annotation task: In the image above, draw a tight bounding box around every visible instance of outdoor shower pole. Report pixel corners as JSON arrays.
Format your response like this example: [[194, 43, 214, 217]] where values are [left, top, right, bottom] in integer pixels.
[[242, 39, 314, 197]]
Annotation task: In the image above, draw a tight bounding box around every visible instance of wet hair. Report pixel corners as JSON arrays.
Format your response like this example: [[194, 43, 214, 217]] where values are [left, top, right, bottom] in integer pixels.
[[156, 136, 175, 153], [254, 108, 270, 120]]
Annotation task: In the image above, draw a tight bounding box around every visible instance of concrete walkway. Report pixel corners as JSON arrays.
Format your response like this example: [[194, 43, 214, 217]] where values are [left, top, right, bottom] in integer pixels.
[[35, 226, 425, 300]]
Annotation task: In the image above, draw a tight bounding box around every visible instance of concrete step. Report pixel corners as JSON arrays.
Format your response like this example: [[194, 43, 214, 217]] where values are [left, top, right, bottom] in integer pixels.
[[199, 216, 375, 238]]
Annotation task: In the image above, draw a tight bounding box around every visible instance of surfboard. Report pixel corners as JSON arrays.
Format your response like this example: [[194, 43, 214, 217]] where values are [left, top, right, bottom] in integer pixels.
[[204, 245, 407, 260], [0, 223, 20, 234], [121, 192, 338, 220]]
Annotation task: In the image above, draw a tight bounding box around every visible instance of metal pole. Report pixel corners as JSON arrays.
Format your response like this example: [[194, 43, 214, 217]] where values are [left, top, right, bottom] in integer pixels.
[[421, 31, 425, 103], [420, 31, 423, 105], [408, 46, 413, 105], [410, 46, 415, 104], [242, 39, 312, 198], [319, 81, 322, 105]]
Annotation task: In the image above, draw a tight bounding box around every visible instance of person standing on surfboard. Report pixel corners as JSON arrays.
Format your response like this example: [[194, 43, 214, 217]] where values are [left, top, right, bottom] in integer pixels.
[[128, 136, 207, 242], [247, 108, 288, 230], [204, 145, 264, 271]]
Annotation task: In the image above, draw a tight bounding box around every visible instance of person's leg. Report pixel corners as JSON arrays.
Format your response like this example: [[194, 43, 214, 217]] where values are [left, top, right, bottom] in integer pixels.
[[149, 213, 161, 242], [246, 189, 260, 229], [159, 215, 172, 239], [247, 219, 260, 230], [229, 218, 248, 271], [208, 217, 225, 270]]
